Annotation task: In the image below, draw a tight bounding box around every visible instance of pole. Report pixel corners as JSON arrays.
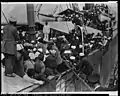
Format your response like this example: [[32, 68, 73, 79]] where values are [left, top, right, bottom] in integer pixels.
[[26, 4, 36, 41], [81, 28, 84, 53], [77, 25, 84, 54]]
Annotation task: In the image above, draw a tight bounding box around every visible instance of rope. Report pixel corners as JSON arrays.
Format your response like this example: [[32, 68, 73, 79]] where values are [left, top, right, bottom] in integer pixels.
[[70, 68, 93, 91], [34, 4, 42, 20], [56, 69, 73, 88], [37, 4, 42, 13], [66, 4, 69, 9], [35, 4, 39, 11], [69, 3, 72, 9], [57, 75, 75, 92], [1, 10, 9, 24], [59, 4, 70, 33], [52, 5, 58, 15]]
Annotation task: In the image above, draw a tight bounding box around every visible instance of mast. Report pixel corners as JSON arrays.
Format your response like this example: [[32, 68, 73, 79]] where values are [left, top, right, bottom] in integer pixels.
[[26, 4, 36, 41]]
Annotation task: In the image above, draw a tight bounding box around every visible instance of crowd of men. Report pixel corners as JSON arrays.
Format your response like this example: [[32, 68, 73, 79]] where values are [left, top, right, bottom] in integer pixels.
[[1, 3, 117, 90], [1, 17, 73, 85], [0, 16, 97, 86]]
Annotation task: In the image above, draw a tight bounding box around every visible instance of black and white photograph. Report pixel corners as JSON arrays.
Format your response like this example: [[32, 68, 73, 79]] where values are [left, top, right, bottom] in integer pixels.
[[1, 2, 118, 95]]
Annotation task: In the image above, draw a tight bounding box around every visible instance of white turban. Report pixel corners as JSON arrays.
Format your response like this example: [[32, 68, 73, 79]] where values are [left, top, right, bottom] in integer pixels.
[[33, 48, 37, 52], [38, 48, 43, 52], [17, 44, 24, 51], [1, 30, 3, 33], [34, 51, 40, 58], [1, 53, 5, 60], [31, 40, 35, 43], [22, 31, 26, 36], [71, 46, 76, 49], [79, 45, 83, 48], [46, 50, 49, 54], [70, 56, 75, 60], [1, 26, 4, 30], [84, 44, 89, 46], [64, 50, 71, 54], [37, 37, 41, 40], [90, 40, 95, 43], [89, 44, 93, 48], [29, 52, 36, 60], [79, 53, 85, 56]]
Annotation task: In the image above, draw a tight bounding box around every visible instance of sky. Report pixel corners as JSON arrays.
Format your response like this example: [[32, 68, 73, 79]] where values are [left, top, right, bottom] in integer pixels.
[[1, 2, 118, 24]]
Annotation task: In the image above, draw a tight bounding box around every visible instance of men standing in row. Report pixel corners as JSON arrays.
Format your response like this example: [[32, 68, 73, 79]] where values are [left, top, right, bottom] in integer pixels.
[[2, 16, 20, 77], [43, 21, 50, 41]]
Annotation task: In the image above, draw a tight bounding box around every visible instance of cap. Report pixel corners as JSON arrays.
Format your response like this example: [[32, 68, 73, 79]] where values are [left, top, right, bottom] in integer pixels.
[[8, 16, 17, 22]]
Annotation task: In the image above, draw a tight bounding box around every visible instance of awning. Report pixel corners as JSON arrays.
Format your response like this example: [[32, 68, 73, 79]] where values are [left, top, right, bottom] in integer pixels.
[[58, 8, 84, 15]]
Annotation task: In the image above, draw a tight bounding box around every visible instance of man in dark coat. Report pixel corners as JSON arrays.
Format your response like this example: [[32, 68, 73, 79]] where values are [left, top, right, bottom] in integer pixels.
[[2, 16, 20, 77]]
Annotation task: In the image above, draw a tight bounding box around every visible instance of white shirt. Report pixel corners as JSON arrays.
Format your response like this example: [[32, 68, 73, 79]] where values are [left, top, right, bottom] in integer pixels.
[[43, 25, 50, 34]]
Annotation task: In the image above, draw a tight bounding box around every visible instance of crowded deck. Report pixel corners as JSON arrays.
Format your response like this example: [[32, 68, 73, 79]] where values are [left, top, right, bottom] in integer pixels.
[[1, 2, 118, 93]]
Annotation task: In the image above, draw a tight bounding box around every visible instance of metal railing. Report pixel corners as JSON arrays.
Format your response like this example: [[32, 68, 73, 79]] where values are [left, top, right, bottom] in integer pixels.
[[55, 68, 93, 92]]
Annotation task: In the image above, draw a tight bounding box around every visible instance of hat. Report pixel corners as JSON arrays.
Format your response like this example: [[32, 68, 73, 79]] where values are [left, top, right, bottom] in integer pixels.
[[8, 16, 17, 22]]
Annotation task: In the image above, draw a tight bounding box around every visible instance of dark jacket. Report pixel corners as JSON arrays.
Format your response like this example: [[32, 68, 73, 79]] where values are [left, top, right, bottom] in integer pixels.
[[44, 45, 63, 69], [44, 55, 57, 69], [2, 24, 20, 55]]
